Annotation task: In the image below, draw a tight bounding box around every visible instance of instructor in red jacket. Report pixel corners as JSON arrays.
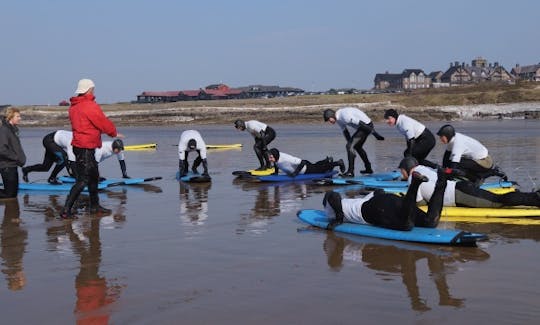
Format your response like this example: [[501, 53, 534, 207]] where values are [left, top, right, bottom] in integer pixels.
[[61, 79, 123, 219]]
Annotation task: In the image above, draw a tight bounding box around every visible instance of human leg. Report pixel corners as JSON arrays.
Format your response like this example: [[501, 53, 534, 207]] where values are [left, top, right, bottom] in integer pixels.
[[414, 170, 447, 228], [351, 130, 372, 174], [0, 167, 19, 198]]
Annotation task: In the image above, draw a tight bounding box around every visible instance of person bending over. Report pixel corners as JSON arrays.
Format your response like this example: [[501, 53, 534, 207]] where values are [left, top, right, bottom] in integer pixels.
[[323, 107, 384, 176], [234, 119, 276, 171], [178, 130, 208, 177]]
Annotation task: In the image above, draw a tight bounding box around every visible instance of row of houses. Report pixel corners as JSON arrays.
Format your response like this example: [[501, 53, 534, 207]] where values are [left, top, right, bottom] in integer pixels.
[[374, 57, 540, 90], [136, 84, 304, 103]]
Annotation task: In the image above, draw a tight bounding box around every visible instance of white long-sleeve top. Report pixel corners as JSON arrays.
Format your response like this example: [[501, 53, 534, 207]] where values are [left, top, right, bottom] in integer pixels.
[[446, 132, 489, 163], [244, 120, 268, 138], [178, 130, 207, 160], [55, 130, 124, 162], [408, 165, 457, 206], [335, 107, 372, 132], [275, 152, 307, 175], [395, 114, 425, 140], [324, 192, 374, 224]]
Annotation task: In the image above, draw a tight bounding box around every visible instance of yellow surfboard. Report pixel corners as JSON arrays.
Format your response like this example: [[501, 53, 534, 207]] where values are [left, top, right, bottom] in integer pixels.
[[206, 144, 243, 149], [419, 205, 540, 218], [124, 143, 157, 151], [248, 168, 275, 176], [442, 215, 540, 226]]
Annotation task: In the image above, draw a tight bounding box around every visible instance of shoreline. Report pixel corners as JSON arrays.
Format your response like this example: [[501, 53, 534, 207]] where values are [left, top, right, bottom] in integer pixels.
[[16, 100, 540, 127]]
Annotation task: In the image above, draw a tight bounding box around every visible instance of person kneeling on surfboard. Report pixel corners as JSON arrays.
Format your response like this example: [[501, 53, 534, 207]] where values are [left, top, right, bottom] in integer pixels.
[[323, 168, 448, 231], [178, 130, 209, 177], [267, 148, 345, 177], [399, 157, 540, 208], [234, 119, 275, 171]]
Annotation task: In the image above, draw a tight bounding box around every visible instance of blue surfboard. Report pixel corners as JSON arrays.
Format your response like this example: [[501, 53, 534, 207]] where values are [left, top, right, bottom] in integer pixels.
[[176, 171, 211, 183], [313, 171, 402, 185], [297, 209, 487, 246], [59, 176, 162, 186], [18, 182, 111, 192], [257, 170, 338, 182]]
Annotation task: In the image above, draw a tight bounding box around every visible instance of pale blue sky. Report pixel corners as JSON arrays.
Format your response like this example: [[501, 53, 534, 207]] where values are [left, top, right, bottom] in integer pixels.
[[1, 0, 539, 105]]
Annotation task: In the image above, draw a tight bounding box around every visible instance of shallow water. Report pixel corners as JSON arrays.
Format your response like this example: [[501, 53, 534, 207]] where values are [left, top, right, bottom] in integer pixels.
[[1, 120, 540, 324]]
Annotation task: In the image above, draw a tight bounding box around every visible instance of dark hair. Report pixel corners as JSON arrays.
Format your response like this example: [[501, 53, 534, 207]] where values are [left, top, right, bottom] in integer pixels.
[[384, 109, 398, 119], [234, 119, 245, 129], [268, 148, 280, 160], [437, 124, 455, 140], [112, 139, 124, 151], [323, 109, 335, 122], [398, 156, 418, 174], [188, 139, 197, 149]]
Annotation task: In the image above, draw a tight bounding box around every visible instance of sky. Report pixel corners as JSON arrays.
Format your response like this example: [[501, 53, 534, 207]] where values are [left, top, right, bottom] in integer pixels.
[[1, 0, 539, 105]]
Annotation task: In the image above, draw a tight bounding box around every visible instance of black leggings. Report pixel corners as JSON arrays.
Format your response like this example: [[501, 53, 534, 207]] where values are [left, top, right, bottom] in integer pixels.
[[305, 159, 334, 174], [0, 167, 19, 198], [254, 126, 276, 168], [63, 147, 100, 211], [24, 132, 67, 179], [405, 128, 435, 164], [347, 124, 371, 170], [455, 181, 540, 208]]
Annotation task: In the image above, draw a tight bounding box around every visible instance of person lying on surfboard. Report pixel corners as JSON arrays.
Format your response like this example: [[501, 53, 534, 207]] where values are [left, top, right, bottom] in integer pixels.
[[323, 167, 448, 231], [267, 148, 345, 177], [437, 124, 507, 185], [323, 107, 384, 176], [234, 119, 275, 171], [399, 157, 540, 208], [178, 130, 209, 177]]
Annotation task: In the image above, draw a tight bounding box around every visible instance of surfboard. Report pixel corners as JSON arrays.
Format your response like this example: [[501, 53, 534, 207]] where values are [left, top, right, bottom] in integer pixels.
[[176, 171, 211, 183], [421, 206, 540, 218], [442, 215, 540, 226], [124, 143, 157, 151], [297, 209, 487, 246], [312, 171, 402, 185], [58, 176, 162, 186], [18, 182, 112, 192], [377, 181, 516, 194], [232, 168, 275, 177], [258, 171, 338, 182], [206, 143, 243, 149]]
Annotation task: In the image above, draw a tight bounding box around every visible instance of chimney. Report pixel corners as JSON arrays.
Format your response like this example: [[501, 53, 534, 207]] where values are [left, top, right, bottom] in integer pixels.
[[455, 61, 460, 67], [494, 62, 499, 67]]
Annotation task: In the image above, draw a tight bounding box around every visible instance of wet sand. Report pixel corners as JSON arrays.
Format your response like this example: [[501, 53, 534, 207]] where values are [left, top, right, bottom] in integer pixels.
[[1, 120, 539, 324]]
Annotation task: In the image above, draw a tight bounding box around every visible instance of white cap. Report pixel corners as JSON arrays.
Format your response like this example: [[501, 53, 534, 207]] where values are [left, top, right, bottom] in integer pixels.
[[75, 79, 95, 94]]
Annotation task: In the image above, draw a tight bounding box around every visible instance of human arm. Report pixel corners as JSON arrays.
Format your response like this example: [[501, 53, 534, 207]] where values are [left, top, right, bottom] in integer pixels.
[[405, 138, 416, 156], [289, 160, 308, 177], [119, 159, 129, 178]]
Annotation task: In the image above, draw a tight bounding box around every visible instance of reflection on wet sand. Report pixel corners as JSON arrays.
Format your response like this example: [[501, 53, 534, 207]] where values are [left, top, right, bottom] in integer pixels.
[[0, 198, 27, 291], [179, 182, 211, 226], [322, 231, 490, 312], [233, 180, 309, 235]]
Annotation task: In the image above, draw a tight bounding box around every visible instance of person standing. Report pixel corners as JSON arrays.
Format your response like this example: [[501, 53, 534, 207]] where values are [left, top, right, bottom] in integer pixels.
[[234, 119, 276, 171], [178, 130, 209, 177], [383, 109, 436, 166], [61, 79, 123, 219], [0, 108, 26, 198], [323, 107, 385, 176]]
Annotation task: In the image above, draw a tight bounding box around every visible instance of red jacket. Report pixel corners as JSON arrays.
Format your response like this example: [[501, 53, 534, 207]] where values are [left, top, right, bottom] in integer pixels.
[[69, 93, 117, 149]]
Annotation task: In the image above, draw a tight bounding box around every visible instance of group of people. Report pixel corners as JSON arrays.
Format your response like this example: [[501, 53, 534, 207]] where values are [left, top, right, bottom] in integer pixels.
[[0, 79, 124, 219], [320, 106, 540, 232]]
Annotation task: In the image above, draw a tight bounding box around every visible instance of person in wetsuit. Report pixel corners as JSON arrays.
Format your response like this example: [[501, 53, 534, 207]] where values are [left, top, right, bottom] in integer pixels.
[[323, 107, 385, 176], [398, 156, 540, 208], [234, 119, 276, 171], [437, 124, 506, 184], [323, 168, 448, 231], [178, 130, 208, 177], [384, 109, 436, 166], [266, 148, 346, 176]]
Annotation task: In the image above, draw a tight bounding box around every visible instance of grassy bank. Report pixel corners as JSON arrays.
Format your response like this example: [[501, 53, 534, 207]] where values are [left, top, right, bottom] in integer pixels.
[[15, 82, 540, 127]]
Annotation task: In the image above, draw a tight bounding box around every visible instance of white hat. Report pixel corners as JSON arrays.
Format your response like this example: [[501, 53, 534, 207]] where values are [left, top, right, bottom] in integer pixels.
[[75, 79, 95, 94]]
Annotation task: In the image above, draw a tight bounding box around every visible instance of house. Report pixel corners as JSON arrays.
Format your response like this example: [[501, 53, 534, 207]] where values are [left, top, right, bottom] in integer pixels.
[[511, 63, 540, 81], [441, 57, 514, 85], [374, 69, 430, 90], [235, 85, 304, 98]]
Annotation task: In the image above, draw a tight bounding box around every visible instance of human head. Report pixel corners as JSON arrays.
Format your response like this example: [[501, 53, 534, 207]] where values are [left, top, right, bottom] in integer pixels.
[[112, 139, 124, 153], [4, 107, 21, 125], [398, 156, 419, 180], [323, 109, 336, 124], [187, 139, 197, 150], [437, 124, 455, 144], [267, 148, 280, 162], [234, 119, 245, 131], [384, 109, 399, 126], [75, 78, 95, 95]]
